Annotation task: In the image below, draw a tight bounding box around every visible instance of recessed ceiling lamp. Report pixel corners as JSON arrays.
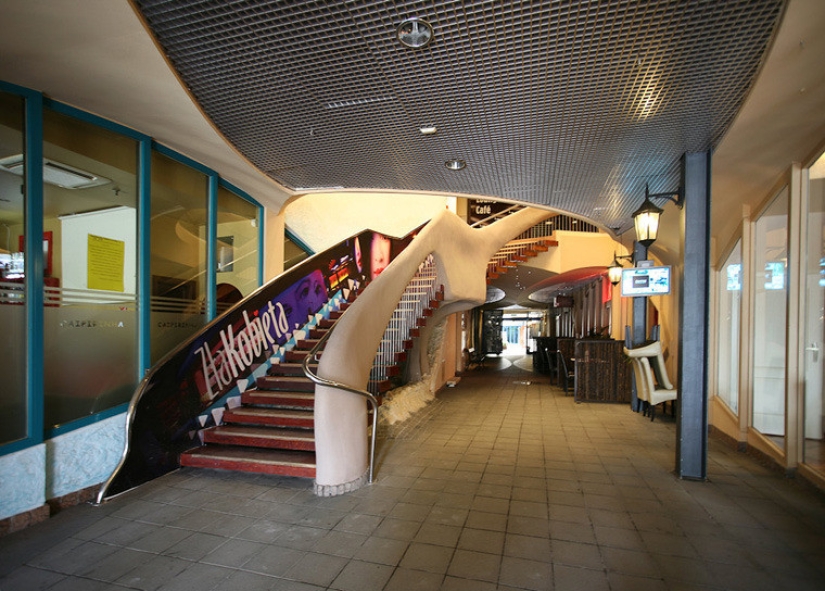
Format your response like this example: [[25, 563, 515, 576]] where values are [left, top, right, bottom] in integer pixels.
[[397, 18, 433, 49], [419, 125, 437, 135], [445, 159, 466, 171]]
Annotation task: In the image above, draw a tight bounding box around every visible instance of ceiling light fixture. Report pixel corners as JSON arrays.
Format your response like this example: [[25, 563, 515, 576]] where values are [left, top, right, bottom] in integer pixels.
[[397, 18, 434, 49], [419, 125, 437, 135], [445, 159, 466, 171]]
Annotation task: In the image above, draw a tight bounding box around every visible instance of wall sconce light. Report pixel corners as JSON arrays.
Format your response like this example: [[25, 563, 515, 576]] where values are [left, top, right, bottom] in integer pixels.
[[607, 251, 634, 285], [631, 183, 683, 247]]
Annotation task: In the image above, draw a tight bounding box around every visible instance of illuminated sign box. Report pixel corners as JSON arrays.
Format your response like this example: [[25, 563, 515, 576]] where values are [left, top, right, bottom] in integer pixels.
[[620, 266, 671, 297]]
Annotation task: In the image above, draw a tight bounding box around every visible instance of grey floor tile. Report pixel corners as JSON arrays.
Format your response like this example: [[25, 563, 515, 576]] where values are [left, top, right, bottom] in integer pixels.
[[554, 564, 610, 591], [0, 565, 66, 591], [329, 559, 394, 591], [311, 529, 367, 558], [159, 562, 234, 591], [76, 546, 148, 581], [201, 538, 266, 568], [353, 536, 409, 566], [242, 544, 306, 577], [499, 555, 553, 591], [447, 548, 500, 582], [414, 522, 462, 547], [552, 539, 603, 570], [383, 566, 444, 591], [282, 551, 348, 587], [399, 541, 454, 574], [4, 364, 825, 591], [115, 553, 190, 590], [130, 526, 193, 554]]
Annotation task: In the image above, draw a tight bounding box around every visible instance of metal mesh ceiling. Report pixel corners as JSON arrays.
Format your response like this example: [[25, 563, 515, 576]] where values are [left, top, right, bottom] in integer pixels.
[[134, 0, 784, 230]]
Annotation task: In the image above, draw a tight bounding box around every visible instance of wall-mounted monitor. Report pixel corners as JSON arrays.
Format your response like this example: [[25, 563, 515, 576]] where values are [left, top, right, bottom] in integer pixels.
[[620, 266, 671, 297]]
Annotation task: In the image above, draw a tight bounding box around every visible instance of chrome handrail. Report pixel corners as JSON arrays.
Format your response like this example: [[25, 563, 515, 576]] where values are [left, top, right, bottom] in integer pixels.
[[301, 318, 379, 484]]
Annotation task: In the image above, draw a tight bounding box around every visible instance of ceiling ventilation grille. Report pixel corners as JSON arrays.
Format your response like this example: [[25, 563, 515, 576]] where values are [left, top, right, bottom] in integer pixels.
[[0, 155, 110, 190]]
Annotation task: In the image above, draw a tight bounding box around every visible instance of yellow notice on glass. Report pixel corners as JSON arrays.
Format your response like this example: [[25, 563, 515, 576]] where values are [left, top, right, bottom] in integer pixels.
[[87, 234, 125, 292]]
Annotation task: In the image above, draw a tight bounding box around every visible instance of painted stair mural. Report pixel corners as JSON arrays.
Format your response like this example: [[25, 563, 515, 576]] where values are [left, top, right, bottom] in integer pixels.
[[97, 208, 551, 502], [97, 224, 443, 500]]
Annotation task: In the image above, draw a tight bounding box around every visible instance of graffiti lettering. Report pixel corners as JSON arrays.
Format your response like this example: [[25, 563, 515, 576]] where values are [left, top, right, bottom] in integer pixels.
[[194, 300, 290, 402]]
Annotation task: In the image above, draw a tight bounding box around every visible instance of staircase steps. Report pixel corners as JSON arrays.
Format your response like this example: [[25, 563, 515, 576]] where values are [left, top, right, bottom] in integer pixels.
[[242, 390, 314, 407], [203, 425, 315, 450], [181, 446, 316, 478], [267, 362, 316, 376], [181, 322, 322, 477], [256, 375, 315, 392], [486, 238, 558, 282]]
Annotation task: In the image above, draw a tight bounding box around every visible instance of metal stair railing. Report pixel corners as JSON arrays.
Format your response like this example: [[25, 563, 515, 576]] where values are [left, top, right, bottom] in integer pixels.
[[369, 254, 439, 393]]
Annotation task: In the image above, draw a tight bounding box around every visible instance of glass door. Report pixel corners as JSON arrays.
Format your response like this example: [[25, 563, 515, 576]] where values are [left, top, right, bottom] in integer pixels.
[[752, 187, 789, 448], [804, 153, 825, 472], [717, 240, 742, 414]]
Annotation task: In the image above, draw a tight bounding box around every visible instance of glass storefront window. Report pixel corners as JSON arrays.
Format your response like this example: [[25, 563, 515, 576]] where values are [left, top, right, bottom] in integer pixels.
[[717, 240, 742, 414], [41, 108, 139, 430], [804, 153, 825, 473], [752, 187, 789, 448], [150, 152, 208, 364], [216, 186, 259, 313], [0, 91, 27, 445]]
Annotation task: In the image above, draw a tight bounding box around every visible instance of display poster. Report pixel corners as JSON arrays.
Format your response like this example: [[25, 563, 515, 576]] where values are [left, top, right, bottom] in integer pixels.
[[87, 234, 125, 292]]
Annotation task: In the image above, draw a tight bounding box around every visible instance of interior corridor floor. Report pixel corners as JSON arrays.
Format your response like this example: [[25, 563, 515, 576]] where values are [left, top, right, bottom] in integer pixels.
[[2, 355, 825, 591]]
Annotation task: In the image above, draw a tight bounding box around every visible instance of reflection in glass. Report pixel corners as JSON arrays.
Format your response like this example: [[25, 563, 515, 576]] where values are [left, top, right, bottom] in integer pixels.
[[150, 152, 208, 364], [717, 241, 741, 414], [804, 156, 825, 474], [41, 108, 138, 429], [752, 187, 788, 447], [216, 186, 259, 313], [0, 91, 27, 445]]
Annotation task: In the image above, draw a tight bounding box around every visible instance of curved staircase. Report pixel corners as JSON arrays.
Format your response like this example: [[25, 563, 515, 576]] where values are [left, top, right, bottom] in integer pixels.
[[179, 311, 348, 478]]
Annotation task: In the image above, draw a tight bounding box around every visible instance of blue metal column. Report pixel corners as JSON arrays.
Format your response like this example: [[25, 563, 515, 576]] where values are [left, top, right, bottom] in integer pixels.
[[137, 140, 152, 376], [206, 175, 218, 320], [676, 151, 711, 480], [630, 241, 648, 412], [24, 92, 44, 444]]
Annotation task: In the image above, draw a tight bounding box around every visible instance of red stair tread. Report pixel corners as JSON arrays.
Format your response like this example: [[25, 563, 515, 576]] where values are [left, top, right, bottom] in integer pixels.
[[204, 425, 314, 450], [269, 362, 315, 376], [181, 446, 316, 477], [256, 375, 314, 392], [242, 390, 314, 407], [224, 407, 314, 427]]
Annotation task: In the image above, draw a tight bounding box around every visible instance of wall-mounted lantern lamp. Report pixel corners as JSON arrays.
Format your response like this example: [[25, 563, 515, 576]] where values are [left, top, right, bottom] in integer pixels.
[[607, 252, 634, 285], [631, 183, 683, 247]]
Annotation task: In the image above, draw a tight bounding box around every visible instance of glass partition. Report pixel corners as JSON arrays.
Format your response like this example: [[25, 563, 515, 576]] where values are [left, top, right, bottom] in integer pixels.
[[804, 153, 825, 473], [0, 91, 27, 444], [41, 108, 139, 430], [717, 240, 742, 414], [150, 152, 208, 364], [752, 187, 789, 448], [216, 186, 259, 313]]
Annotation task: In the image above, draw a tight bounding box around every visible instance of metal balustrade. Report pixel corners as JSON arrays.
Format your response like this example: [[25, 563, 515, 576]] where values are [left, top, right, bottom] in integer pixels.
[[369, 254, 440, 395]]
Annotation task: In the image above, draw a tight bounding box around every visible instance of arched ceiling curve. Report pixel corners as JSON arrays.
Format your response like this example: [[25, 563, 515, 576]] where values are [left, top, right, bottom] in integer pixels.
[[3, 1, 825, 240], [129, 0, 783, 233]]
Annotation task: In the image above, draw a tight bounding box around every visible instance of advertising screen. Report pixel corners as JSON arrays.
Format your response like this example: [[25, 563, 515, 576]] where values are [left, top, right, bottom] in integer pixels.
[[620, 266, 671, 297]]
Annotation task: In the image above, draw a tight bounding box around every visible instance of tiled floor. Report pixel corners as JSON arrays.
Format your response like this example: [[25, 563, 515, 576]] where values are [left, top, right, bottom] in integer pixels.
[[3, 356, 825, 590]]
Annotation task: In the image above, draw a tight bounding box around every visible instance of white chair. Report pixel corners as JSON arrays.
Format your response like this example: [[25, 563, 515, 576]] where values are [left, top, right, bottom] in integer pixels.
[[624, 341, 677, 421]]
